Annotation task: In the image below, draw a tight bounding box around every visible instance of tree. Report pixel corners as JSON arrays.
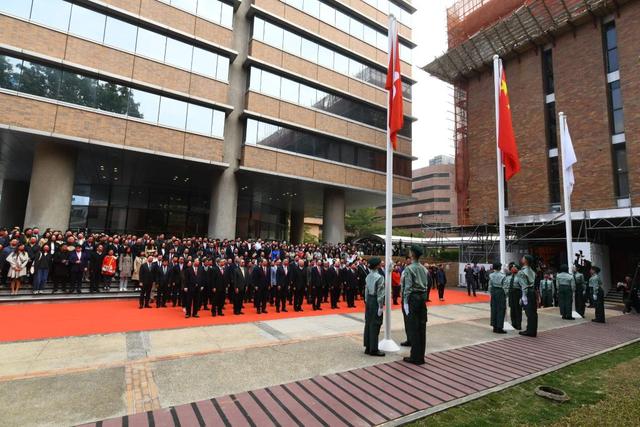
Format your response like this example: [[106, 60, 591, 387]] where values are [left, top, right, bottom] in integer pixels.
[[345, 208, 385, 237], [303, 225, 319, 244]]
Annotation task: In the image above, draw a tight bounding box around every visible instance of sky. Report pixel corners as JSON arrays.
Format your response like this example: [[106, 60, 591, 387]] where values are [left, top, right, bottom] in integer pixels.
[[410, 0, 455, 169]]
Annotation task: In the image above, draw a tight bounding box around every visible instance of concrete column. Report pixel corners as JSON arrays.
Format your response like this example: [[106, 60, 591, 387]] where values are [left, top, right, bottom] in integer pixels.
[[322, 188, 345, 244], [290, 208, 305, 244], [0, 180, 29, 228], [207, 0, 251, 239], [24, 142, 76, 231]]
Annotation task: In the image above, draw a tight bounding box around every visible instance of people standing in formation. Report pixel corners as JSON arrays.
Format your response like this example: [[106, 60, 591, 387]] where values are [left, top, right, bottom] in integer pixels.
[[555, 265, 575, 320], [401, 245, 430, 365], [488, 262, 507, 334], [363, 257, 385, 357]]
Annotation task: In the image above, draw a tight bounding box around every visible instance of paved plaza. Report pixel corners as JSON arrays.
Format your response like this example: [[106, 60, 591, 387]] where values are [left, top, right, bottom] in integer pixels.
[[0, 296, 635, 427]]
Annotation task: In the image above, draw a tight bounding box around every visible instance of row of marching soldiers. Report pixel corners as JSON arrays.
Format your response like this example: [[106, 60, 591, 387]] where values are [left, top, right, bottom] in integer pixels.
[[489, 255, 606, 336]]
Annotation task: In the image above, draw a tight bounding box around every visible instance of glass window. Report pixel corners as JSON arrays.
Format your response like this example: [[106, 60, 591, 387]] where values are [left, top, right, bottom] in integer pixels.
[[299, 85, 317, 107], [69, 5, 106, 43], [613, 109, 625, 135], [614, 144, 629, 197], [136, 28, 166, 62], [334, 53, 349, 75], [0, 0, 32, 19], [211, 110, 225, 138], [319, 3, 335, 24], [253, 18, 264, 40], [335, 11, 350, 33], [198, 0, 222, 23], [317, 46, 334, 69], [245, 119, 258, 145], [302, 0, 320, 16], [260, 70, 281, 98], [192, 47, 218, 79], [104, 17, 138, 52], [58, 71, 98, 107], [165, 38, 193, 70], [158, 97, 188, 129], [0, 55, 23, 90], [31, 0, 71, 32], [287, 0, 304, 8], [263, 21, 283, 49], [220, 3, 233, 27], [186, 103, 213, 135], [249, 68, 262, 91], [280, 79, 300, 104], [363, 26, 377, 46], [171, 0, 197, 13], [611, 81, 623, 110], [283, 31, 302, 56], [349, 20, 364, 39], [96, 81, 130, 115], [216, 55, 229, 81], [127, 89, 160, 122], [19, 60, 61, 99], [300, 38, 318, 62]]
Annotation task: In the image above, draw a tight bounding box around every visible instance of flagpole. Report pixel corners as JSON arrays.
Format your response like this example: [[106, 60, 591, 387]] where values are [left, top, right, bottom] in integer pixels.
[[493, 55, 507, 267], [559, 112, 582, 319], [379, 15, 399, 353]]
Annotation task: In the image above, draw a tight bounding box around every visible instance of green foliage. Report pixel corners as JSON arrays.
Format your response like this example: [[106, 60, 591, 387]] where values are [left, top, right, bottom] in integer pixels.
[[303, 225, 318, 244], [345, 208, 385, 237]]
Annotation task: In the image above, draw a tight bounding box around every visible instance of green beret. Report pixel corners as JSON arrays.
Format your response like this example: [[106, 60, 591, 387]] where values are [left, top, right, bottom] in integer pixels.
[[368, 257, 381, 268], [410, 245, 423, 257]]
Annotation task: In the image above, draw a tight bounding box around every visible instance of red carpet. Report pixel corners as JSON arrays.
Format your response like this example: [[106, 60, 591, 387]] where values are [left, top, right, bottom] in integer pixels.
[[0, 289, 489, 342]]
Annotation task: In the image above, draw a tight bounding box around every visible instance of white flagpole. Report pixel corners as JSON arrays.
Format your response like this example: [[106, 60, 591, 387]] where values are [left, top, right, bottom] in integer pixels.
[[558, 112, 582, 319], [494, 55, 514, 331], [379, 16, 399, 352]]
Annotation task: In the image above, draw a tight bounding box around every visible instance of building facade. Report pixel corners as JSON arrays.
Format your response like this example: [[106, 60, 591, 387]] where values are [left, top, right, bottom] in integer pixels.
[[425, 0, 640, 287], [0, 0, 415, 242], [390, 155, 457, 233]]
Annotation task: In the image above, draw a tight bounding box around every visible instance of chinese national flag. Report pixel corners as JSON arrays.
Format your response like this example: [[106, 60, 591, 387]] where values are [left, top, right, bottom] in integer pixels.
[[498, 66, 520, 180], [385, 18, 403, 151]]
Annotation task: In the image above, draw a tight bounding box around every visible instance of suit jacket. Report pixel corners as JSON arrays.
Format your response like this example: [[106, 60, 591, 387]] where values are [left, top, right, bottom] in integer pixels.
[[90, 251, 106, 275], [276, 265, 290, 289], [290, 265, 307, 290], [172, 263, 186, 286], [68, 251, 88, 273], [157, 265, 172, 287], [234, 266, 248, 292], [139, 262, 157, 286], [186, 266, 206, 291], [325, 267, 339, 288], [211, 266, 225, 291], [310, 266, 323, 288], [251, 266, 270, 289], [345, 269, 358, 289]]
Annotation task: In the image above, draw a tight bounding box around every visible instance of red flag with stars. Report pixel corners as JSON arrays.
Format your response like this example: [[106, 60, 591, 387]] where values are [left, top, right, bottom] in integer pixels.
[[498, 67, 520, 180]]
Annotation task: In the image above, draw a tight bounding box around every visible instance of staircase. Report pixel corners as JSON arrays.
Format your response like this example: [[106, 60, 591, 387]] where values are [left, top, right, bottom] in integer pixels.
[[604, 289, 624, 305], [0, 281, 138, 303]]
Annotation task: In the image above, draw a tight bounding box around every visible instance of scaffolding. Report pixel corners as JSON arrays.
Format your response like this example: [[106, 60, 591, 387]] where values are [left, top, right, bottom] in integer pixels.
[[425, 0, 632, 84]]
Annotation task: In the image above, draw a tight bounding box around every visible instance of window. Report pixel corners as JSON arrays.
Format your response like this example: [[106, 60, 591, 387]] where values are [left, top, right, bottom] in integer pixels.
[[318, 46, 334, 69], [165, 38, 193, 70], [609, 80, 624, 134], [58, 71, 97, 107], [30, 0, 71, 32], [136, 28, 166, 62], [158, 97, 188, 129], [186, 104, 213, 135], [211, 110, 225, 138], [613, 144, 629, 198], [96, 80, 129, 115], [19, 60, 62, 99], [0, 0, 32, 19], [548, 156, 560, 204], [280, 79, 300, 104], [542, 49, 554, 95], [197, 0, 222, 24], [264, 21, 284, 49], [300, 39, 318, 62], [0, 55, 23, 90], [260, 70, 281, 98], [171, 0, 197, 13], [604, 22, 619, 73], [545, 102, 557, 149], [283, 31, 302, 56], [69, 4, 106, 43], [128, 89, 160, 123], [191, 47, 217, 78], [104, 17, 138, 52]]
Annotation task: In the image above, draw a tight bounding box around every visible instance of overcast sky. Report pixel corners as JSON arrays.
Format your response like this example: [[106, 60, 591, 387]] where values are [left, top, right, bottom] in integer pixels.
[[410, 0, 455, 169]]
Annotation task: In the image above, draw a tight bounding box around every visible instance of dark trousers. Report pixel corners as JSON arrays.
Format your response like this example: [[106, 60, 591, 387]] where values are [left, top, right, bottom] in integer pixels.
[[524, 288, 538, 336], [184, 289, 199, 316], [312, 286, 322, 310], [594, 288, 605, 322], [156, 283, 168, 307], [90, 272, 100, 292], [392, 286, 400, 305], [233, 289, 244, 314], [558, 286, 573, 318], [346, 287, 355, 307], [490, 287, 506, 330], [322, 285, 329, 303], [71, 271, 83, 293], [294, 288, 304, 311], [52, 275, 68, 292], [363, 295, 382, 353], [437, 283, 445, 300], [509, 288, 522, 329], [586, 287, 594, 306], [541, 289, 553, 307], [402, 300, 410, 344], [407, 292, 428, 362], [466, 279, 476, 296], [254, 286, 268, 312], [211, 288, 225, 315], [575, 285, 585, 317], [330, 285, 341, 308], [139, 283, 152, 307], [275, 287, 287, 311]]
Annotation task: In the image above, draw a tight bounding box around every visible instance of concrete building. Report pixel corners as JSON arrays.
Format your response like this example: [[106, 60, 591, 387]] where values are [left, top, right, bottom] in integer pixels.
[[0, 0, 416, 242], [390, 155, 457, 234], [425, 0, 640, 288]]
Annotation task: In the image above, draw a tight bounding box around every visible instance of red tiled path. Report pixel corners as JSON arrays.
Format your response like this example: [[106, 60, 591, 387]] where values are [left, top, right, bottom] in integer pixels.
[[79, 315, 640, 427], [0, 288, 488, 342]]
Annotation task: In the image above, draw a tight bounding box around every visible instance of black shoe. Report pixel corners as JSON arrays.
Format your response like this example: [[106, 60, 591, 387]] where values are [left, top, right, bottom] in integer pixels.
[[282, 309, 288, 313], [193, 314, 200, 318], [494, 329, 507, 334], [403, 357, 425, 365], [139, 306, 143, 309], [364, 349, 370, 355], [370, 351, 385, 357], [400, 341, 411, 347], [519, 331, 536, 337], [262, 310, 268, 314]]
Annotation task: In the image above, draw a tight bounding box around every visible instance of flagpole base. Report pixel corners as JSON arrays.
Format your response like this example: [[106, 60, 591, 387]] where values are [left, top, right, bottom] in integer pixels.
[[378, 339, 400, 352], [503, 321, 515, 331], [572, 311, 583, 319]]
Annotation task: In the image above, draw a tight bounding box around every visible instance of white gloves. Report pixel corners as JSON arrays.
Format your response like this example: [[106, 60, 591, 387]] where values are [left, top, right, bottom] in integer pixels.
[[377, 308, 383, 317], [521, 295, 528, 307], [403, 303, 409, 315]]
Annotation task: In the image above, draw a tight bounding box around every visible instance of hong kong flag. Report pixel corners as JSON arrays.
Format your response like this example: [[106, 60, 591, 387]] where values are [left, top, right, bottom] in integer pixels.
[[497, 64, 520, 180], [385, 17, 403, 151]]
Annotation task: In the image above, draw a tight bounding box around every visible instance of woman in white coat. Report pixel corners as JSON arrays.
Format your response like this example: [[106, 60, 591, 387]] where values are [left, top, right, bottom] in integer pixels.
[[7, 243, 29, 295]]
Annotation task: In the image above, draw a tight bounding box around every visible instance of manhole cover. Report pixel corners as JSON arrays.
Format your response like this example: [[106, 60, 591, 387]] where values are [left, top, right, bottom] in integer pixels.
[[535, 385, 570, 402]]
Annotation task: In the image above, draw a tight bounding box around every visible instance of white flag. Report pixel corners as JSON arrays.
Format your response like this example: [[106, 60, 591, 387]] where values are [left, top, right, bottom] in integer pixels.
[[562, 119, 577, 196]]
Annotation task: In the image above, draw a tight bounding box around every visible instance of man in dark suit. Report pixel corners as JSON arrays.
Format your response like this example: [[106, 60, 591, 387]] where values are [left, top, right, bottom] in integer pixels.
[[345, 262, 358, 308], [310, 260, 324, 311], [327, 260, 342, 309], [185, 258, 205, 318], [89, 244, 105, 293], [222, 259, 235, 313], [322, 260, 331, 303], [210, 259, 227, 316], [68, 244, 88, 294], [171, 256, 186, 307], [139, 255, 157, 309], [232, 258, 248, 315], [251, 259, 270, 314], [290, 259, 307, 312], [275, 259, 289, 313], [156, 257, 172, 308], [201, 258, 212, 311]]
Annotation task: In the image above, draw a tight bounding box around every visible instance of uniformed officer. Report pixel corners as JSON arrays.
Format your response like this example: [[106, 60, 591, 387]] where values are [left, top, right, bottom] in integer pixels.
[[489, 262, 507, 334], [505, 263, 523, 330], [540, 273, 554, 308], [402, 245, 429, 365], [573, 266, 586, 317], [556, 265, 575, 320], [363, 257, 385, 357], [590, 265, 605, 323], [518, 255, 537, 337]]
